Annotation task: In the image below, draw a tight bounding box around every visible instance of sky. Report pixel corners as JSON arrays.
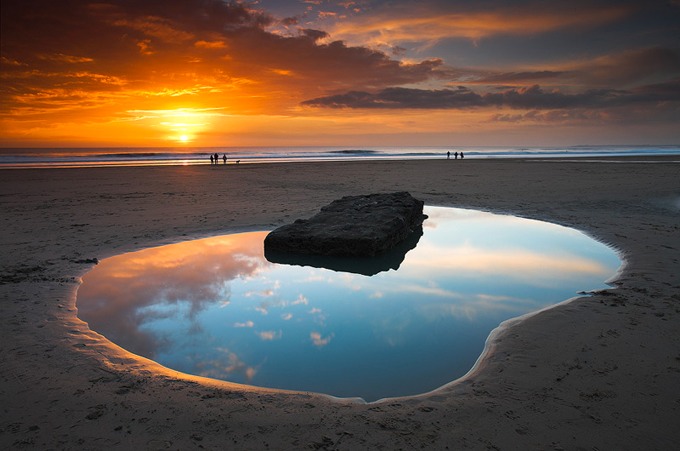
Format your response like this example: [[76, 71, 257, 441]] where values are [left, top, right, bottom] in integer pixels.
[[1, 0, 679, 148]]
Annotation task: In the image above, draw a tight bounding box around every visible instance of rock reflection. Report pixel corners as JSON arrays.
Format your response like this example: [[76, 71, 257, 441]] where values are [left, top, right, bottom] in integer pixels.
[[77, 207, 620, 401]]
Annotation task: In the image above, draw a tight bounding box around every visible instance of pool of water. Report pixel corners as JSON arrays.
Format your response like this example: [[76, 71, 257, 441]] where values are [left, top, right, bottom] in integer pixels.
[[77, 207, 620, 401]]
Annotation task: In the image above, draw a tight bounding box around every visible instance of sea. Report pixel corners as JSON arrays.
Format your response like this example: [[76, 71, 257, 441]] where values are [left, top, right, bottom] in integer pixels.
[[0, 145, 678, 169]]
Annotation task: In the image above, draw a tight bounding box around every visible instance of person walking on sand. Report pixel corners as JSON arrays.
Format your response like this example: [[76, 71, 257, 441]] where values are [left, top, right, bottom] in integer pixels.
[[461, 151, 465, 159], [210, 154, 214, 165], [223, 154, 227, 165], [454, 152, 458, 160], [447, 151, 450, 160]]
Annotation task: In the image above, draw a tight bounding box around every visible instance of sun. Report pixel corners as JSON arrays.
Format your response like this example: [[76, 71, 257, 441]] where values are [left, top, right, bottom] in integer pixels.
[[137, 108, 222, 144]]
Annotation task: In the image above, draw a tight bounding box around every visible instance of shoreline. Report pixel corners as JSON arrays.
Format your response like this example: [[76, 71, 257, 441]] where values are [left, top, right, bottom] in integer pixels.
[[2, 151, 680, 170], [2, 157, 679, 449]]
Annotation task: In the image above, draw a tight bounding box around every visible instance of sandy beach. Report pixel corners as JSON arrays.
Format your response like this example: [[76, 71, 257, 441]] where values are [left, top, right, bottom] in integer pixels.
[[1, 157, 679, 449]]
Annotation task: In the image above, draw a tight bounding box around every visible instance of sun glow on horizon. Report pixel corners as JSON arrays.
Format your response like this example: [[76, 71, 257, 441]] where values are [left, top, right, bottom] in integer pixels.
[[127, 108, 225, 144]]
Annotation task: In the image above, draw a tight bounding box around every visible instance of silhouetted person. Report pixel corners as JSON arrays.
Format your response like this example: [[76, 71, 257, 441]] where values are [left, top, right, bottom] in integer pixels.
[[223, 154, 227, 165], [214, 153, 219, 164], [447, 151, 450, 159], [210, 154, 214, 165], [454, 152, 458, 159], [460, 151, 465, 159]]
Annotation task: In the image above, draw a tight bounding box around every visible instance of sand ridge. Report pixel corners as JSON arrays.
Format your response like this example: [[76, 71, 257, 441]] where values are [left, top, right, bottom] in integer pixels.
[[1, 157, 679, 449]]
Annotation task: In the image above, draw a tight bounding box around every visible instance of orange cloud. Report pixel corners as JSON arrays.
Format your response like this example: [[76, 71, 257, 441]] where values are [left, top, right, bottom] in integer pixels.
[[111, 16, 195, 43], [38, 53, 94, 63], [329, 4, 632, 45], [195, 40, 227, 49]]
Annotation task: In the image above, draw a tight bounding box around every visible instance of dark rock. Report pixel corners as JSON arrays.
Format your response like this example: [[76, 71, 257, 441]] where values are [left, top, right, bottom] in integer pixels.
[[265, 225, 423, 276], [264, 192, 427, 258]]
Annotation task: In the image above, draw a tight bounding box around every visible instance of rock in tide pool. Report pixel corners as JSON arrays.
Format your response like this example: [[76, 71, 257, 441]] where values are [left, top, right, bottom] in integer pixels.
[[264, 192, 427, 257], [264, 226, 423, 276]]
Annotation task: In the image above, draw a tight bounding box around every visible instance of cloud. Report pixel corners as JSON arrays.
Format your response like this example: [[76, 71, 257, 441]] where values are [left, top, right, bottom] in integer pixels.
[[76, 232, 269, 358], [0, 0, 447, 125], [196, 348, 257, 381], [195, 40, 227, 49], [10, 0, 440, 93], [491, 110, 609, 124], [485, 85, 627, 109], [38, 53, 94, 64], [462, 47, 680, 89], [257, 330, 282, 341], [328, 1, 634, 45], [574, 47, 680, 87], [302, 82, 680, 110], [111, 16, 195, 44], [310, 331, 333, 347], [302, 86, 484, 109], [244, 288, 276, 298], [403, 241, 613, 284], [301, 28, 329, 42], [417, 293, 535, 322], [469, 71, 571, 85], [255, 304, 269, 315], [292, 294, 308, 305], [223, 30, 445, 90], [234, 320, 255, 328]]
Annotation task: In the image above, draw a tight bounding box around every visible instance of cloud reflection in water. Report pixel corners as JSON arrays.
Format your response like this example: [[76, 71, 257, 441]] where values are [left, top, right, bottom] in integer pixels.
[[77, 207, 620, 401]]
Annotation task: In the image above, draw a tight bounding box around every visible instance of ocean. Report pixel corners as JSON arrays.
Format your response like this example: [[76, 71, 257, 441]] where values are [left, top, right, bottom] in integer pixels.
[[0, 145, 679, 169]]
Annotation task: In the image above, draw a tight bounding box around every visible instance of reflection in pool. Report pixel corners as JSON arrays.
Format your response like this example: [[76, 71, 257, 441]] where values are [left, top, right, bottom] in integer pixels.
[[77, 207, 620, 401]]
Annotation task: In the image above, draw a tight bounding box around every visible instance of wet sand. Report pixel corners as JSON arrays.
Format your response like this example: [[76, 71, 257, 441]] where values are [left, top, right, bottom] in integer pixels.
[[1, 157, 679, 449]]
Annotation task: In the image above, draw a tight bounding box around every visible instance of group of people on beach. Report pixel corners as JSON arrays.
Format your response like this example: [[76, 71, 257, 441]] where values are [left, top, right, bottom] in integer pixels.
[[447, 151, 464, 160], [210, 153, 227, 165]]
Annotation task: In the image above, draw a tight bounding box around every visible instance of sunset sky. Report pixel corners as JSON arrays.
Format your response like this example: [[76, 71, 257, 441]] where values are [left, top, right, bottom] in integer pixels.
[[1, 0, 679, 148]]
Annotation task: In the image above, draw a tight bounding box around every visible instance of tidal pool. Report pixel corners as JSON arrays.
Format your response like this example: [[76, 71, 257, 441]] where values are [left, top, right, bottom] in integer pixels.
[[77, 207, 620, 401]]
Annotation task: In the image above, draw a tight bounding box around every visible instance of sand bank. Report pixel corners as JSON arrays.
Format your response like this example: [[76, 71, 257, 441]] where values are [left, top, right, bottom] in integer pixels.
[[1, 157, 679, 449]]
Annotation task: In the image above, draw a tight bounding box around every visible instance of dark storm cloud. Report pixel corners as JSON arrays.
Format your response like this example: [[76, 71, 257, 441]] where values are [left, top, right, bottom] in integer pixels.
[[473, 71, 569, 84], [0, 0, 269, 61], [302, 86, 484, 109], [492, 79, 680, 125], [300, 29, 330, 42], [484, 86, 627, 110], [301, 82, 680, 110], [224, 30, 445, 89], [458, 47, 680, 90]]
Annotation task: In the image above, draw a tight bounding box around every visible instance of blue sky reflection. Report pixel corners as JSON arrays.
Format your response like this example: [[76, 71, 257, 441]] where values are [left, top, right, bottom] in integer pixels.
[[77, 207, 620, 401]]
